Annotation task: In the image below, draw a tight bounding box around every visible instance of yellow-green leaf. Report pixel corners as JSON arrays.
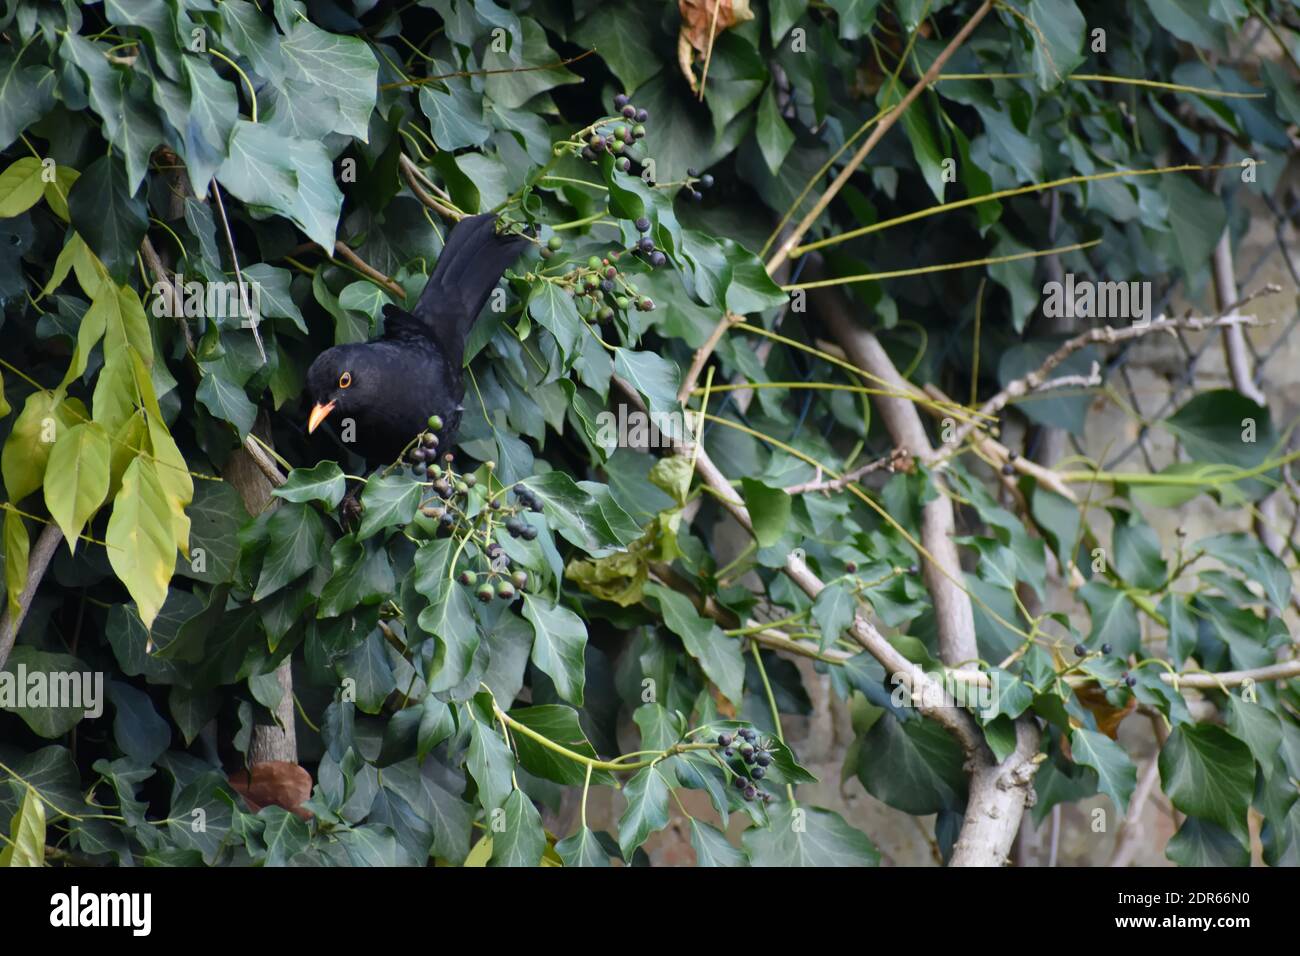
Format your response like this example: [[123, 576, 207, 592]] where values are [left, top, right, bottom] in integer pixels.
[[0, 157, 45, 218], [43, 422, 111, 553], [106, 457, 176, 628], [59, 266, 111, 389], [1, 392, 82, 503], [43, 165, 79, 221], [0, 787, 46, 867], [3, 506, 29, 622], [101, 283, 154, 368], [41, 232, 105, 301], [0, 367, 9, 419]]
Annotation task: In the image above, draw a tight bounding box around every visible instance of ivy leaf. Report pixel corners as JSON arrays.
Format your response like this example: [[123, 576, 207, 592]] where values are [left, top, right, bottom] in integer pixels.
[[1159, 592, 1196, 668], [196, 367, 259, 437], [419, 82, 492, 152], [0, 51, 56, 152], [274, 461, 347, 509], [1079, 582, 1141, 657], [259, 806, 310, 867], [812, 583, 856, 652], [617, 766, 671, 859], [1112, 513, 1166, 591], [1161, 176, 1226, 283], [1069, 727, 1136, 814], [59, 34, 168, 192], [105, 457, 177, 629], [526, 281, 581, 355], [67, 155, 148, 284], [572, 0, 660, 95], [743, 802, 879, 866], [1196, 532, 1292, 611], [507, 705, 616, 787], [279, 19, 378, 140], [856, 712, 968, 814], [317, 536, 395, 618], [555, 825, 611, 867], [614, 348, 682, 429], [644, 582, 745, 706], [491, 789, 546, 867], [416, 578, 479, 694], [467, 718, 516, 814], [521, 593, 587, 706], [357, 473, 421, 540], [1159, 723, 1255, 846], [690, 819, 747, 866], [254, 503, 326, 601], [1024, 0, 1087, 90], [740, 478, 791, 548], [755, 83, 795, 174], [218, 121, 343, 250], [1166, 817, 1251, 867]]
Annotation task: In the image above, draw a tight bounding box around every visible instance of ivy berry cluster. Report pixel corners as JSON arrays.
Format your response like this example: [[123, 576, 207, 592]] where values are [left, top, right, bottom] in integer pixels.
[[718, 728, 775, 803], [575, 92, 649, 175], [406, 416, 537, 604]]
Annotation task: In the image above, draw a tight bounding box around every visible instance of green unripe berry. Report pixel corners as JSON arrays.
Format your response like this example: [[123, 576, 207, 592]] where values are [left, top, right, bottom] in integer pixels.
[[547, 235, 563, 251], [427, 414, 443, 431]]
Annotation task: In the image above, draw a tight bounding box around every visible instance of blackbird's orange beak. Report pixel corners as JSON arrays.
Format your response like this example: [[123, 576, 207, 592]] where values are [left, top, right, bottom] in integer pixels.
[[307, 401, 336, 434]]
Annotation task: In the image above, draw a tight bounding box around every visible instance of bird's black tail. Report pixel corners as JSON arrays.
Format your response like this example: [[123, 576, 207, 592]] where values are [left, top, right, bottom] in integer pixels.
[[413, 213, 530, 349]]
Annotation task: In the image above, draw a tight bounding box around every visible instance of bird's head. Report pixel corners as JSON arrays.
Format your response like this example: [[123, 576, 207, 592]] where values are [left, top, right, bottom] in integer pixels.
[[304, 344, 386, 434]]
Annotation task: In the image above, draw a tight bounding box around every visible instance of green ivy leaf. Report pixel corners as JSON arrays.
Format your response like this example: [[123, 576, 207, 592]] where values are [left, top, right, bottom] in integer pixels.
[[274, 461, 347, 509], [521, 593, 587, 706], [1159, 723, 1255, 846], [555, 825, 611, 867], [254, 503, 326, 601], [1069, 727, 1136, 814], [491, 789, 546, 867], [644, 582, 745, 705], [507, 705, 616, 787], [357, 474, 422, 540], [617, 765, 671, 859], [743, 802, 879, 866]]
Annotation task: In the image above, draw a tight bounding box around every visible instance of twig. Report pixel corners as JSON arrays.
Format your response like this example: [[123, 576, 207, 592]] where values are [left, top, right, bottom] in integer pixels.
[[940, 295, 1280, 457], [782, 452, 899, 495], [398, 154, 464, 221], [210, 181, 266, 363], [0, 524, 63, 672], [331, 241, 406, 300], [765, 0, 995, 273]]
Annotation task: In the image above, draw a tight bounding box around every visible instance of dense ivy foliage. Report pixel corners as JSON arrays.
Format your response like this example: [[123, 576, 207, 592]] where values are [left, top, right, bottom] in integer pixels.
[[1, 0, 1298, 867]]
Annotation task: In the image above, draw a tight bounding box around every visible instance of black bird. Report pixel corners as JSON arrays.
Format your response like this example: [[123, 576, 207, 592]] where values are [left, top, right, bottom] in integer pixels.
[[305, 214, 529, 464]]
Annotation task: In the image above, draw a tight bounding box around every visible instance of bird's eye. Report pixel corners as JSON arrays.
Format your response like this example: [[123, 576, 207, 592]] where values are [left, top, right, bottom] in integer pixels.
[[338, 371, 352, 389]]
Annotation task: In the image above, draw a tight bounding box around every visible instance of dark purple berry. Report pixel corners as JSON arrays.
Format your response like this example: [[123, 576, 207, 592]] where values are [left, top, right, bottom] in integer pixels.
[[699, 173, 714, 189], [621, 105, 636, 119], [634, 217, 650, 233], [1101, 643, 1113, 655], [635, 108, 648, 122], [718, 732, 733, 747], [637, 236, 654, 253], [751, 766, 766, 780], [649, 251, 666, 268], [1074, 643, 1087, 656], [614, 93, 629, 109]]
